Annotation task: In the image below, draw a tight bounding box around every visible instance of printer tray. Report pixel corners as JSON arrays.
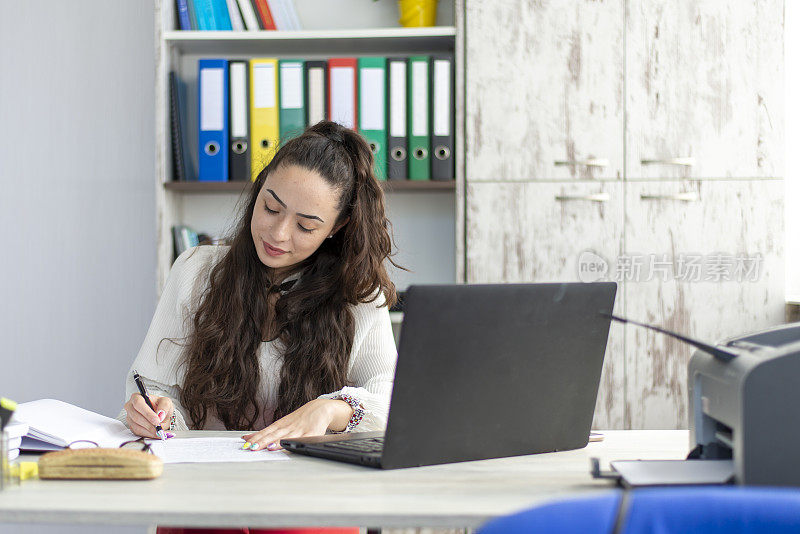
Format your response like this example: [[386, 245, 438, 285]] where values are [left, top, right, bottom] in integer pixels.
[[610, 459, 734, 488]]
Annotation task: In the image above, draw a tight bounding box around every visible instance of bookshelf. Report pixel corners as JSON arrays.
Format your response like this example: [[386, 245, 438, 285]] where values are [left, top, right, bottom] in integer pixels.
[[154, 0, 464, 293], [164, 27, 457, 54]]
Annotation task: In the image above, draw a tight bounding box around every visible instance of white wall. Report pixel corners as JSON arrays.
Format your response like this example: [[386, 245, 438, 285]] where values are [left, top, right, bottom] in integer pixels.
[[0, 0, 156, 530], [294, 0, 454, 28]]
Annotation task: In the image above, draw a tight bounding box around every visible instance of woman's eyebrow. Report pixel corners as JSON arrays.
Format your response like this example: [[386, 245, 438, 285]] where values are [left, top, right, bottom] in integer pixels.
[[298, 213, 324, 222], [266, 189, 287, 208], [266, 188, 324, 223]]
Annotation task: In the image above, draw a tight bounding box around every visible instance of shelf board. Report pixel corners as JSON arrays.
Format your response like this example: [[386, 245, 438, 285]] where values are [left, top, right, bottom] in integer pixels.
[[164, 27, 456, 55], [382, 180, 456, 191], [164, 181, 253, 193], [164, 180, 455, 193]]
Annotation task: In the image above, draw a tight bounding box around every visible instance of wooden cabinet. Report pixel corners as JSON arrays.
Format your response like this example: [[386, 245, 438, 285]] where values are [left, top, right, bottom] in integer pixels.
[[462, 0, 784, 429], [465, 181, 626, 428], [623, 179, 784, 428], [466, 182, 624, 283], [465, 0, 623, 181], [464, 178, 784, 430], [625, 0, 784, 179]]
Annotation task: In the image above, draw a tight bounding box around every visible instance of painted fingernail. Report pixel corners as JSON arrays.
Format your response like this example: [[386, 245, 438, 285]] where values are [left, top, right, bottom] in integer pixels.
[[267, 443, 278, 450], [249, 443, 260, 451], [242, 442, 251, 449], [165, 432, 175, 439], [157, 410, 165, 420]]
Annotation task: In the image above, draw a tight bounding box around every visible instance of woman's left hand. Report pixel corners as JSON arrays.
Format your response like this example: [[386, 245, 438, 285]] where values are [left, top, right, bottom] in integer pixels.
[[241, 399, 352, 451]]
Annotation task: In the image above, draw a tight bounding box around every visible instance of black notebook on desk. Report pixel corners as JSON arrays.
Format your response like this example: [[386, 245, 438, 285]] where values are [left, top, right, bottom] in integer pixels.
[[281, 282, 617, 469]]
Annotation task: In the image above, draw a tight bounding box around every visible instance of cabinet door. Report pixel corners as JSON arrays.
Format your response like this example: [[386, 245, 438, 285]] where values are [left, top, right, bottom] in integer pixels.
[[465, 1, 623, 181], [625, 1, 783, 179], [624, 180, 784, 429], [466, 181, 626, 428]]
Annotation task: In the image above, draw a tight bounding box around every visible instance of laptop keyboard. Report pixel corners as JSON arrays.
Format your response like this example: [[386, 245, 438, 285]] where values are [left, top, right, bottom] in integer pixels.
[[324, 436, 384, 454]]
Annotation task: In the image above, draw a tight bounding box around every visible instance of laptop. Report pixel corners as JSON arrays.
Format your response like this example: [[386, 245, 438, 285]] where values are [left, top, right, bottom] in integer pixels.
[[281, 282, 617, 469]]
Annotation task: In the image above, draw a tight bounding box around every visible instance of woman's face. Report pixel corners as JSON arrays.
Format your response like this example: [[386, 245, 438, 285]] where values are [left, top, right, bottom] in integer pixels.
[[251, 164, 343, 274]]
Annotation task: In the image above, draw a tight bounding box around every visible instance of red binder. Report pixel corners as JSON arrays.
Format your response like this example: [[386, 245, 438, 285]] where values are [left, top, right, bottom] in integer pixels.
[[327, 58, 358, 130], [252, 0, 277, 30]]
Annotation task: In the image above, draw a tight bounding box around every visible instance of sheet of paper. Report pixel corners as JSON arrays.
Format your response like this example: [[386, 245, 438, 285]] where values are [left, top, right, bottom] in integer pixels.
[[149, 437, 290, 464]]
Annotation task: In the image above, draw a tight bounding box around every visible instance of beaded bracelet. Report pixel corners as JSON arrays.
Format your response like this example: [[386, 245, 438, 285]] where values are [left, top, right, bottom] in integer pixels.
[[340, 394, 365, 432], [168, 412, 177, 430]]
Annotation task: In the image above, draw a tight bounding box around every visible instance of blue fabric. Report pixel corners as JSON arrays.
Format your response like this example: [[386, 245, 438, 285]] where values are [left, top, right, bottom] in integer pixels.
[[622, 487, 800, 534], [478, 491, 622, 534]]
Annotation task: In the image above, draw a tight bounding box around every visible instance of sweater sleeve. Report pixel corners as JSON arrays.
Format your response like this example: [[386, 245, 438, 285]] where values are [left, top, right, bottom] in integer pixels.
[[318, 294, 398, 432], [117, 246, 222, 430]]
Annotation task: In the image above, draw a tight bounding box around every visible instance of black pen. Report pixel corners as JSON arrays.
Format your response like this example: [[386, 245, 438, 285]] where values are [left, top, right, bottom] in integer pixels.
[[132, 370, 166, 440]]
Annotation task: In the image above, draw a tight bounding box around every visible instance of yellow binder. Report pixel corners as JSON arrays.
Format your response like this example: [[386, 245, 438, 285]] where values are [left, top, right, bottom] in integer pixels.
[[250, 58, 280, 181]]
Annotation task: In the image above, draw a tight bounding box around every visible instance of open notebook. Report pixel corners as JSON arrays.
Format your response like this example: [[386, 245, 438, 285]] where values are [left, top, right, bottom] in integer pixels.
[[14, 399, 136, 451]]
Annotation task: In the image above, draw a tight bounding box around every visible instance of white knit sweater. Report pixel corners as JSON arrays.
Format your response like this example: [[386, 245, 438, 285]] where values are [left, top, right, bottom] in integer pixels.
[[117, 245, 398, 432]]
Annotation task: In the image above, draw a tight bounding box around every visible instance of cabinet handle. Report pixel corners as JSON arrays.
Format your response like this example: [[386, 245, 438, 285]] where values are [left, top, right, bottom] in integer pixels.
[[640, 157, 695, 166], [553, 158, 609, 167], [639, 192, 699, 202], [555, 193, 610, 203]]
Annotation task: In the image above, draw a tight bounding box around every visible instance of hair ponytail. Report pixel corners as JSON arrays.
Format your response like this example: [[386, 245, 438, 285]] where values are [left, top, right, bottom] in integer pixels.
[[336, 128, 396, 304]]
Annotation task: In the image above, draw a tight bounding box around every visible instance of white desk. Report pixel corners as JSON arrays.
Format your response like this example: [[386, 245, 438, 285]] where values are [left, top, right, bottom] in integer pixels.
[[0, 430, 688, 530]]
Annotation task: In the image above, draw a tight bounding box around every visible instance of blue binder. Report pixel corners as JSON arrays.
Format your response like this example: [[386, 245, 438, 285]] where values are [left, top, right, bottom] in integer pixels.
[[198, 59, 229, 182], [175, 0, 192, 30], [193, 0, 215, 30], [193, 0, 232, 30], [211, 0, 232, 30]]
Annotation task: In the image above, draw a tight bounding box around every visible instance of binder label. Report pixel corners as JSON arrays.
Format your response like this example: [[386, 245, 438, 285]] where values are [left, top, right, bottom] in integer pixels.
[[200, 68, 225, 131], [254, 63, 277, 109], [360, 67, 385, 131], [433, 60, 451, 137], [411, 61, 428, 137], [331, 66, 355, 129], [230, 63, 247, 138], [308, 68, 326, 125], [280, 63, 304, 109], [390, 61, 407, 137]]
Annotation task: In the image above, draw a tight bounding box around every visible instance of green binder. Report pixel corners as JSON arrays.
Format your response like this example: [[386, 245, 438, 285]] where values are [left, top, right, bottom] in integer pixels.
[[358, 57, 388, 180], [279, 59, 306, 146], [408, 56, 430, 180]]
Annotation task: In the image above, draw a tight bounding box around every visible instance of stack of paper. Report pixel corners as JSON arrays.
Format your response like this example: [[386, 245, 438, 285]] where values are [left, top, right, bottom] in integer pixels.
[[14, 399, 136, 451], [5, 420, 28, 461]]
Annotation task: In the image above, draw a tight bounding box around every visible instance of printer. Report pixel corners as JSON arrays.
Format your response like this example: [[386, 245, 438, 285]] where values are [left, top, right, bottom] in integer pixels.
[[593, 316, 800, 488], [689, 321, 800, 486]]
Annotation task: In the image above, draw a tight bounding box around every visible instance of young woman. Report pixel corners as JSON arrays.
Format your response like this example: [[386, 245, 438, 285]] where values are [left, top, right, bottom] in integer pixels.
[[119, 121, 400, 455]]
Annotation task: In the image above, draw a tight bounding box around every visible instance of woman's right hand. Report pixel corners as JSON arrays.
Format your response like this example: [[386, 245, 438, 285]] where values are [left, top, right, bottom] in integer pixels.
[[124, 393, 174, 438]]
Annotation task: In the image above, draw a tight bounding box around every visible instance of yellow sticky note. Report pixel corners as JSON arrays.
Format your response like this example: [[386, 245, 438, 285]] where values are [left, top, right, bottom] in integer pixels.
[[11, 462, 38, 481]]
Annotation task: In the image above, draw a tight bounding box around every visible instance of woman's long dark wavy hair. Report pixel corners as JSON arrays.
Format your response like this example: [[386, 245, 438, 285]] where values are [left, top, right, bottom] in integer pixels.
[[178, 121, 400, 430]]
